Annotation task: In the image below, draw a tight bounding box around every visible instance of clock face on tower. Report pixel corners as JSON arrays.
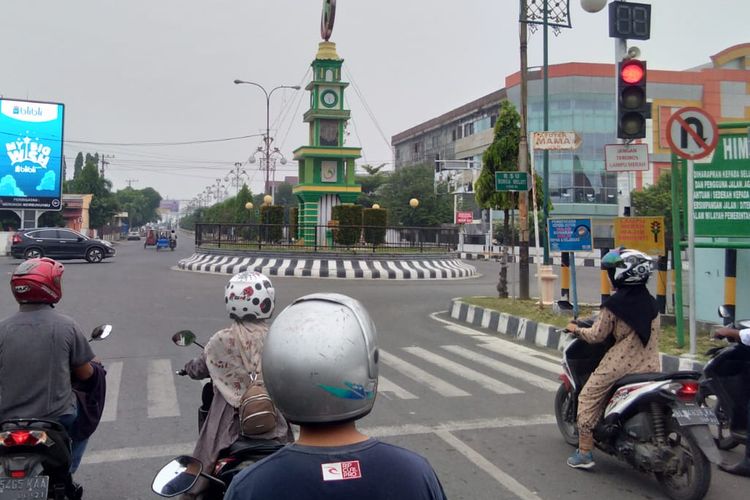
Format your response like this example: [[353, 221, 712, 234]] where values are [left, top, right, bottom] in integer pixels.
[[321, 90, 338, 108]]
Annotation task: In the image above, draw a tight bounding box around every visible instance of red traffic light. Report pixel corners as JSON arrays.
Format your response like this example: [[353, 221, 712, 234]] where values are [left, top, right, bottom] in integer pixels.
[[620, 61, 644, 84]]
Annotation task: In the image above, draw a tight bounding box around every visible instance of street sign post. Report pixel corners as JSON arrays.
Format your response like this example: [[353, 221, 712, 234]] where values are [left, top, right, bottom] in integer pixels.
[[666, 107, 719, 160], [547, 218, 592, 317], [614, 216, 666, 255], [495, 171, 529, 191], [604, 143, 649, 172], [456, 211, 473, 224], [666, 106, 719, 356]]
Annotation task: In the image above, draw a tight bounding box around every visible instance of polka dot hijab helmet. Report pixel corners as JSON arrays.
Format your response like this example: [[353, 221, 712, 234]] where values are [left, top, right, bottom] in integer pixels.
[[225, 271, 275, 320]]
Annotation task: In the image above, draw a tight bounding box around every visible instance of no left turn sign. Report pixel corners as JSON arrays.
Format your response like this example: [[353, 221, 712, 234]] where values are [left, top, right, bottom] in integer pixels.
[[666, 107, 718, 160]]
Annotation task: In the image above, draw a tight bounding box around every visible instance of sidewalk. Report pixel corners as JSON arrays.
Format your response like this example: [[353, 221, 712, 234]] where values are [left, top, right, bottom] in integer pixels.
[[448, 298, 704, 372]]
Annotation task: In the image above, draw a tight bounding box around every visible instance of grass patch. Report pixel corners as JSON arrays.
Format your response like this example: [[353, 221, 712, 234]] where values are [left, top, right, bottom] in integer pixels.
[[461, 296, 718, 361]]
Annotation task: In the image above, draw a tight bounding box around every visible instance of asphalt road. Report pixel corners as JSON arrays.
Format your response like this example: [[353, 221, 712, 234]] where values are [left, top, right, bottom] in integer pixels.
[[0, 236, 745, 500]]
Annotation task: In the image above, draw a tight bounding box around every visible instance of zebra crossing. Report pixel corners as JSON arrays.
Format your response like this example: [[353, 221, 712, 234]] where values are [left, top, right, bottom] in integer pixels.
[[97, 331, 563, 423]]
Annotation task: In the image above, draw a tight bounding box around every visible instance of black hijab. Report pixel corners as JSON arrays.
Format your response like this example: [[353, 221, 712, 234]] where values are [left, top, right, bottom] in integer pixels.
[[601, 285, 658, 346]]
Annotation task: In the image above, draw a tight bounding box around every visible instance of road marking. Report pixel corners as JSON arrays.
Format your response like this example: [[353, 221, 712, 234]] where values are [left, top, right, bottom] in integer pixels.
[[81, 414, 556, 465], [378, 376, 418, 400], [435, 430, 543, 500], [478, 340, 561, 375], [147, 359, 180, 418], [100, 361, 123, 422], [380, 350, 470, 397], [441, 345, 559, 392], [404, 347, 522, 395]]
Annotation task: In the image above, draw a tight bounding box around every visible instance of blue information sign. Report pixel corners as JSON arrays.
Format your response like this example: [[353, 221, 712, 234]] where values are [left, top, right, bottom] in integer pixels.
[[0, 98, 65, 210], [548, 218, 593, 252]]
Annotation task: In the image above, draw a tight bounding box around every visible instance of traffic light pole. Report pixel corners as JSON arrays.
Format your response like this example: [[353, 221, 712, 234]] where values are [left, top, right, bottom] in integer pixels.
[[615, 30, 629, 217]]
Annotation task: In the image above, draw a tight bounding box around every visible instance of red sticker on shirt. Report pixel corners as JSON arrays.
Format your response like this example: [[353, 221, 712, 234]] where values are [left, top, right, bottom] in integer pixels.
[[321, 460, 362, 481]]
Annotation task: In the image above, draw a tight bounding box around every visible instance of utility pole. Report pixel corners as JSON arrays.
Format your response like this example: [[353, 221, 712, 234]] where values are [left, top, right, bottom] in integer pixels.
[[99, 154, 115, 177], [518, 0, 530, 299], [125, 179, 138, 188]]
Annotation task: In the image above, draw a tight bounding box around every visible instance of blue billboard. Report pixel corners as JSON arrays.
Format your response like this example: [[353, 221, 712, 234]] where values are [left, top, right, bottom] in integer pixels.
[[0, 98, 65, 210], [548, 218, 593, 252]]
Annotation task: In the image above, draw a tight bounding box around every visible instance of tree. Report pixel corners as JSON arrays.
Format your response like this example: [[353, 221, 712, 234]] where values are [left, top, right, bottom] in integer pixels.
[[356, 163, 388, 207], [378, 164, 452, 226], [115, 187, 163, 228], [67, 159, 119, 230], [73, 152, 84, 179], [274, 183, 297, 208], [475, 101, 521, 297], [632, 170, 678, 242]]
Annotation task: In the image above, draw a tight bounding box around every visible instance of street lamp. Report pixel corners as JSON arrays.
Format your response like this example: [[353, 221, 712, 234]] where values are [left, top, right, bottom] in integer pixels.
[[233, 80, 301, 201], [409, 198, 419, 208], [225, 162, 249, 196]]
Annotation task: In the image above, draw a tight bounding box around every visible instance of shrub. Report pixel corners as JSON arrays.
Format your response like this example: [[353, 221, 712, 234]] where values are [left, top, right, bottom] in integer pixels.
[[289, 207, 298, 240], [332, 204, 362, 246], [260, 205, 284, 242], [363, 208, 387, 246]]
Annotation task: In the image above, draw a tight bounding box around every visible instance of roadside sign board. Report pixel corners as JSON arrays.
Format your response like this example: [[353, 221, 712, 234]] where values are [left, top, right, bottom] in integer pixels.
[[532, 131, 582, 151], [456, 211, 473, 224], [604, 143, 649, 171], [666, 107, 718, 160], [495, 171, 528, 191], [548, 218, 593, 252], [614, 216, 666, 256], [689, 132, 750, 237]]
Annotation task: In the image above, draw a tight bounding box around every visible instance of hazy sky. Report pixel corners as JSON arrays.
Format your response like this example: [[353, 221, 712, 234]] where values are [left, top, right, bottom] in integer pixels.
[[1, 0, 747, 202]]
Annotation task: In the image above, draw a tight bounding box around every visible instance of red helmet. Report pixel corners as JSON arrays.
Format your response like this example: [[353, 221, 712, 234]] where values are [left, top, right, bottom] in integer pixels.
[[11, 258, 65, 304]]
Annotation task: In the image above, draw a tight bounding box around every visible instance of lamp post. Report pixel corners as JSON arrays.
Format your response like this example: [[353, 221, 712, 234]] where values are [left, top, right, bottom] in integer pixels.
[[233, 80, 300, 201], [225, 162, 249, 196]]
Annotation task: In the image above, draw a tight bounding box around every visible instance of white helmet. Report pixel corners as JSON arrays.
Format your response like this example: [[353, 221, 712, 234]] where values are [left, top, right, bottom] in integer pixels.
[[224, 271, 275, 320], [262, 293, 379, 424], [602, 247, 654, 287]]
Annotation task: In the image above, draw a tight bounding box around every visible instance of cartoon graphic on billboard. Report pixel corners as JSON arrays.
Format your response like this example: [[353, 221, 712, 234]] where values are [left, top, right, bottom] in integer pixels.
[[0, 98, 65, 210]]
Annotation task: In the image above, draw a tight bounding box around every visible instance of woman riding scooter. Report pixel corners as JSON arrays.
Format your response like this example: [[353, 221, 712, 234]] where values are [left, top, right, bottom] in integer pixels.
[[565, 247, 661, 469], [180, 271, 293, 498]]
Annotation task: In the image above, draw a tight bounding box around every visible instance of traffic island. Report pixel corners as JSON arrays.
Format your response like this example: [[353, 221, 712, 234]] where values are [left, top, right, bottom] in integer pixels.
[[449, 298, 704, 372], [177, 251, 478, 280]]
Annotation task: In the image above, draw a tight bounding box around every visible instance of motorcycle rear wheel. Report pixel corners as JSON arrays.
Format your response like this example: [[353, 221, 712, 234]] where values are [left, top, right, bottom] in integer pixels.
[[654, 423, 711, 500], [554, 384, 578, 447]]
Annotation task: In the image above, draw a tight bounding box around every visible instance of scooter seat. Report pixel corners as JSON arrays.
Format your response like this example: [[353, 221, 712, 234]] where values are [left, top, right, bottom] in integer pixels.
[[226, 437, 285, 457], [612, 370, 701, 390]]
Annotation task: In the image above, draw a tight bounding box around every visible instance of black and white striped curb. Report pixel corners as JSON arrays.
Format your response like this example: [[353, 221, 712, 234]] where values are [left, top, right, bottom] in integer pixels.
[[449, 299, 703, 372], [178, 253, 478, 280]]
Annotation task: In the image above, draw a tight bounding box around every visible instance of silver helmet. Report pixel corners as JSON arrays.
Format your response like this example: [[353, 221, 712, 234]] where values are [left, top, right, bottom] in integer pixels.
[[262, 293, 379, 424]]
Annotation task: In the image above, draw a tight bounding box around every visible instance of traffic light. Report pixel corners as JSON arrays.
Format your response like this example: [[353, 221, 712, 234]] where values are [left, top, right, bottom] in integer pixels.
[[617, 59, 647, 139]]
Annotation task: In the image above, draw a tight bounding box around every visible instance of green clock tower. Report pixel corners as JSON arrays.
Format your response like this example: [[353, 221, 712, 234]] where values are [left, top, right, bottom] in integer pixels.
[[293, 10, 362, 246]]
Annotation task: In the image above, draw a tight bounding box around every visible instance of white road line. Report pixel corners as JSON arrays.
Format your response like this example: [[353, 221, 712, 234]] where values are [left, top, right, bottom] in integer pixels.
[[404, 347, 522, 395], [441, 345, 559, 392], [100, 361, 122, 422], [82, 414, 556, 465], [478, 340, 561, 375], [435, 430, 543, 500], [380, 350, 470, 397], [147, 359, 180, 418], [378, 376, 418, 400]]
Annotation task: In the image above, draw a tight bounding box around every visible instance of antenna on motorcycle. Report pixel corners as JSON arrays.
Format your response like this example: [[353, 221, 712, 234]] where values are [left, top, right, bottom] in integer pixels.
[[172, 330, 204, 349]]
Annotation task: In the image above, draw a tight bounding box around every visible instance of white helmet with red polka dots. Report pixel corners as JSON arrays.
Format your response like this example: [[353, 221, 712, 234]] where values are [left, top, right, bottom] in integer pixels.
[[224, 271, 275, 320]]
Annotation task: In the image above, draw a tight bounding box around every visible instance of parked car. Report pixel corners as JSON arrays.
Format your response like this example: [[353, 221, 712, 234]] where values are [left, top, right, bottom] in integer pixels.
[[10, 228, 116, 263], [127, 231, 141, 240]]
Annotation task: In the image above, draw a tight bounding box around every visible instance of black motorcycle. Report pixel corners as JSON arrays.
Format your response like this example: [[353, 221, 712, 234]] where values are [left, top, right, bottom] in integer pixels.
[[151, 330, 285, 499], [555, 319, 721, 500], [698, 306, 750, 450], [0, 324, 112, 500]]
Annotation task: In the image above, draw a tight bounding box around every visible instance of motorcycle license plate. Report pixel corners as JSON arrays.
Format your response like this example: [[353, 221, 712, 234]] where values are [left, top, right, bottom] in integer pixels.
[[0, 476, 49, 500], [672, 406, 720, 426]]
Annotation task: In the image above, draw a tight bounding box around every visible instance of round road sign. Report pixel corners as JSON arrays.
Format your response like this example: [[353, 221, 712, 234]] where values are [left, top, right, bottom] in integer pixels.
[[665, 107, 718, 160]]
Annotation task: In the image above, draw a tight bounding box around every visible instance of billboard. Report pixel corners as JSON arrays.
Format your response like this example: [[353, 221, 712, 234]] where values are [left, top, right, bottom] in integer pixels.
[[0, 98, 65, 210]]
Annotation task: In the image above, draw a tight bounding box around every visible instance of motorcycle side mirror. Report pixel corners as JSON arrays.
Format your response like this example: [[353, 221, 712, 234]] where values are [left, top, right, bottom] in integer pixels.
[[90, 324, 112, 341], [717, 305, 731, 319], [172, 330, 196, 347], [152, 456, 202, 497], [556, 300, 574, 311]]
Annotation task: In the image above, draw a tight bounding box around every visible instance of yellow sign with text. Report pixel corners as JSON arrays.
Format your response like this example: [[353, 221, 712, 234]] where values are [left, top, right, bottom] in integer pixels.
[[614, 216, 666, 256]]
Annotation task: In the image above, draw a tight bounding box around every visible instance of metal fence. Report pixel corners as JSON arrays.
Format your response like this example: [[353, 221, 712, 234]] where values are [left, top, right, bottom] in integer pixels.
[[195, 223, 459, 253]]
